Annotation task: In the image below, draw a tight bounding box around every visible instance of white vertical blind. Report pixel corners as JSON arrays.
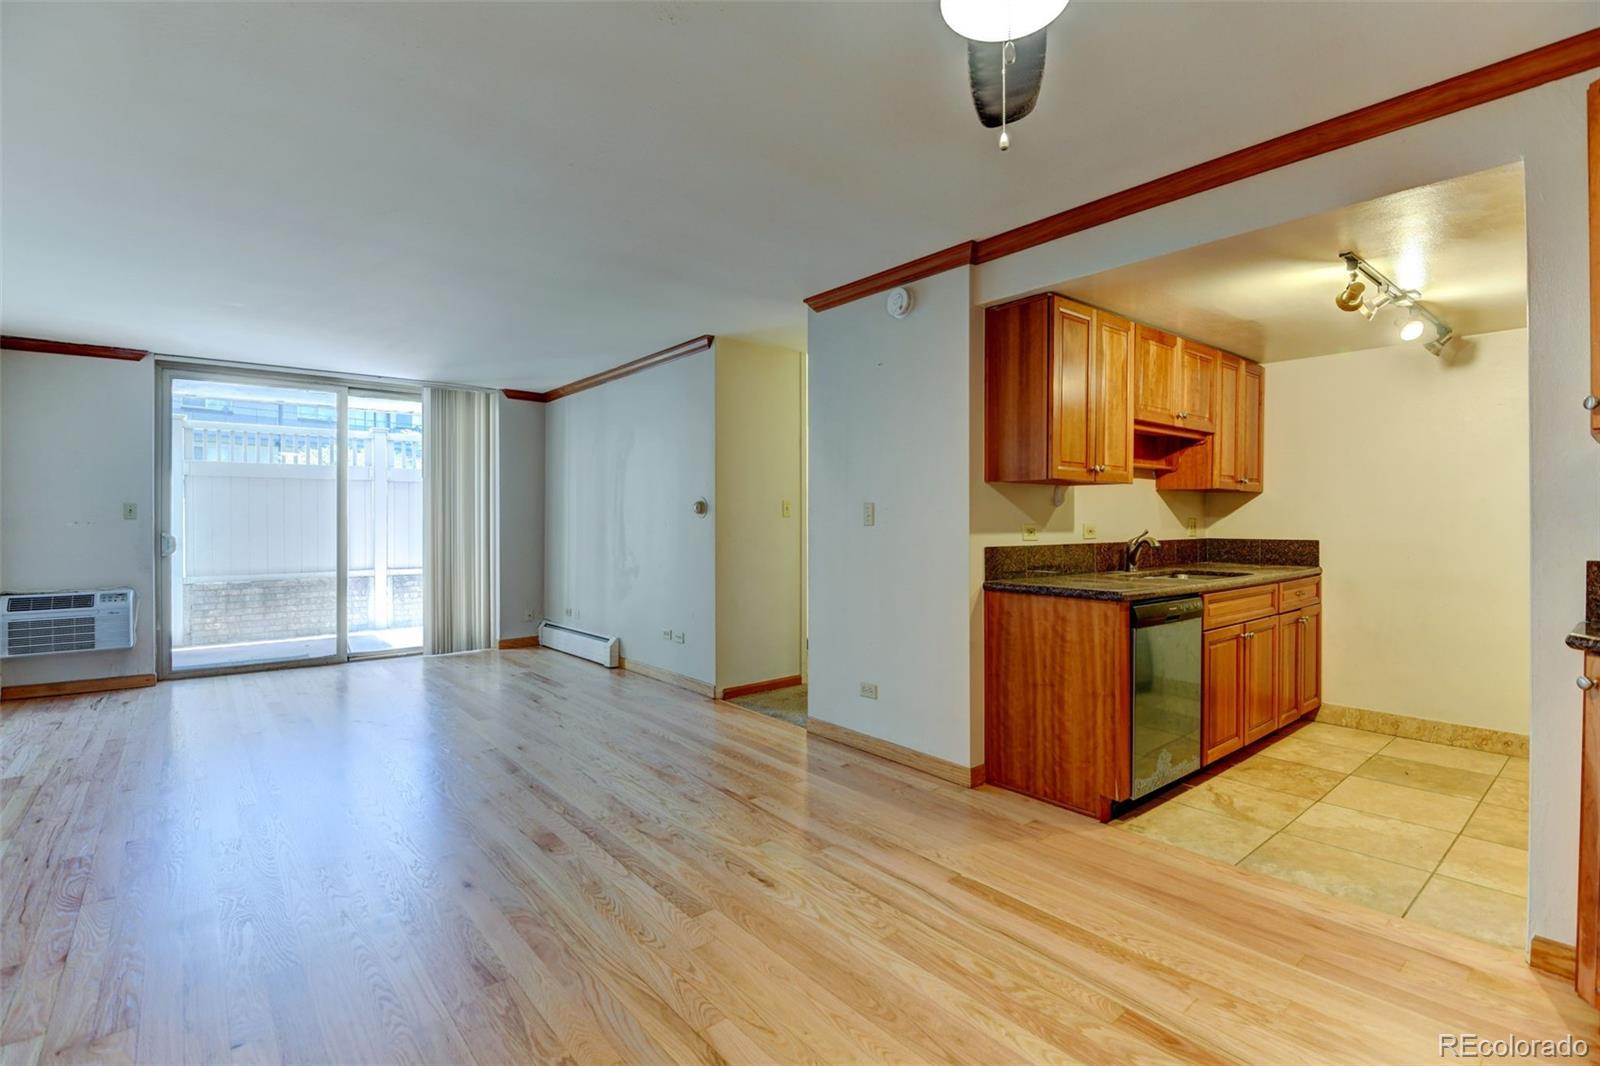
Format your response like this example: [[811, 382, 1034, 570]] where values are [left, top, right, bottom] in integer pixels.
[[422, 388, 496, 654]]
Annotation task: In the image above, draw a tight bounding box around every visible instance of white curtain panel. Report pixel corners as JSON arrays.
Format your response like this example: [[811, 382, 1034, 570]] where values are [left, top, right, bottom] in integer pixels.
[[422, 387, 496, 654]]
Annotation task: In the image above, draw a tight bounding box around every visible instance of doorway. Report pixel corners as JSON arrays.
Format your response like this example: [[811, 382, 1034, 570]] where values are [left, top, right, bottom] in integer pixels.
[[156, 367, 424, 677]]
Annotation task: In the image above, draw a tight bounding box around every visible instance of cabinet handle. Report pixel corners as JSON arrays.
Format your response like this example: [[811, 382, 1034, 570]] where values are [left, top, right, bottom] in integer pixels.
[[1580, 676, 1597, 691], [1585, 395, 1599, 411], [1297, 616, 1309, 625]]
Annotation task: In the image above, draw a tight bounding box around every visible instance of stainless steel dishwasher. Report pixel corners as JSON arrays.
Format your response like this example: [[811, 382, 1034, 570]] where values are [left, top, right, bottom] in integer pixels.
[[1130, 597, 1203, 800]]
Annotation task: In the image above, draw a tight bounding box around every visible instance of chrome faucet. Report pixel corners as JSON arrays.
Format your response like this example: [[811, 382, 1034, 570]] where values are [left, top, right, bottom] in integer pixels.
[[1125, 530, 1161, 572]]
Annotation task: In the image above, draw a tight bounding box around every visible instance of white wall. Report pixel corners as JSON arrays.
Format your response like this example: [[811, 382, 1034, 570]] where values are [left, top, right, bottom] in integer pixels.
[[807, 72, 1597, 945], [714, 339, 803, 692], [496, 393, 546, 642], [808, 266, 974, 765], [1, 350, 158, 685], [543, 351, 716, 683], [1205, 329, 1531, 733]]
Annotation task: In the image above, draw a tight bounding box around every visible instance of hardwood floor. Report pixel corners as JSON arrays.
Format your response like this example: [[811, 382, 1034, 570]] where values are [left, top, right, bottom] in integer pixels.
[[1, 650, 1594, 1065]]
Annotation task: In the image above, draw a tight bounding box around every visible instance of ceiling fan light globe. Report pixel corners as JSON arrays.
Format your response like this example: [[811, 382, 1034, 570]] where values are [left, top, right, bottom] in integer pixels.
[[940, 0, 1070, 42]]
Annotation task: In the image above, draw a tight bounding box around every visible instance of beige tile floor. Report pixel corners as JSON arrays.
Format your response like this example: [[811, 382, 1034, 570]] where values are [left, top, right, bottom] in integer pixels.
[[1116, 720, 1530, 950]]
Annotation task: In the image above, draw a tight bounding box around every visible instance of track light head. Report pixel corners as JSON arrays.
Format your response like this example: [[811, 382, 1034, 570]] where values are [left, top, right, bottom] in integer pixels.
[[1335, 278, 1366, 312], [1424, 325, 1456, 357], [1399, 309, 1426, 342], [1358, 293, 1393, 320]]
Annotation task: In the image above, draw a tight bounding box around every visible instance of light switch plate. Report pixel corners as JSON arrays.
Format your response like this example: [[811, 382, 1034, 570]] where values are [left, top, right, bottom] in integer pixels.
[[1022, 524, 1039, 541], [859, 682, 878, 700], [863, 502, 875, 527], [781, 500, 792, 518], [673, 631, 686, 644], [122, 503, 138, 521], [1186, 516, 1200, 537]]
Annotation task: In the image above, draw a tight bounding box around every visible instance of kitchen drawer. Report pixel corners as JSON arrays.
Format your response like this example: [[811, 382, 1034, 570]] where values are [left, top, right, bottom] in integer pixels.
[[1203, 583, 1280, 629], [1279, 575, 1321, 610]]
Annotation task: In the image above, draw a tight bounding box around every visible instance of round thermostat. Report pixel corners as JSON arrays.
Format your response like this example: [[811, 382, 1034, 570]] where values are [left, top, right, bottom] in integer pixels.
[[885, 286, 914, 319]]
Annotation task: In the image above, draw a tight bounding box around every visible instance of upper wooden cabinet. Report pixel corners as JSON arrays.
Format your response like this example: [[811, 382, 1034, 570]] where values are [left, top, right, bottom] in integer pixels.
[[985, 295, 1133, 485], [1157, 350, 1265, 493], [1134, 326, 1216, 431]]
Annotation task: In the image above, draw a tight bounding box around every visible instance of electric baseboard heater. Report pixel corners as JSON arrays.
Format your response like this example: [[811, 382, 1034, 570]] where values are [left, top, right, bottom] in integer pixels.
[[537, 622, 619, 668]]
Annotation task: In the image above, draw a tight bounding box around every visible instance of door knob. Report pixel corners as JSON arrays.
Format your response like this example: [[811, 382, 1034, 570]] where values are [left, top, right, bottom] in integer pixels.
[[1584, 395, 1599, 411], [1580, 676, 1597, 691]]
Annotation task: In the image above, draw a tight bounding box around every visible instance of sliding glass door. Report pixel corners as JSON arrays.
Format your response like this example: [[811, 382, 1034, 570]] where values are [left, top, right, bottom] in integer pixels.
[[157, 367, 424, 677]]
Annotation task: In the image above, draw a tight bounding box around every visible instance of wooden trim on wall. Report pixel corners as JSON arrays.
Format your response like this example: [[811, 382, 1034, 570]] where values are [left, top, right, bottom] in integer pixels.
[[0, 334, 149, 362], [501, 388, 552, 404], [504, 334, 715, 405], [805, 29, 1600, 311], [1529, 936, 1578, 981], [720, 674, 802, 701], [807, 716, 984, 788], [1, 673, 157, 701], [619, 656, 716, 699], [804, 241, 977, 313], [1588, 77, 1599, 444], [497, 635, 542, 650]]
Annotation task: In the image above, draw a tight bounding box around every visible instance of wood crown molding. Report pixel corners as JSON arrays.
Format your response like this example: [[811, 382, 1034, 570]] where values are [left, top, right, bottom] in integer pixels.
[[502, 334, 715, 404], [1, 674, 157, 701], [0, 334, 150, 361], [804, 241, 977, 313], [805, 29, 1600, 311]]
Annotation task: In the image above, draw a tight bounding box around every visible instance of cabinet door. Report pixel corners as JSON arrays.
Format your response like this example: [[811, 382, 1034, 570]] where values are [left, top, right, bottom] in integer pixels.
[[1275, 612, 1301, 727], [1134, 324, 1182, 427], [1092, 310, 1134, 483], [1203, 625, 1245, 764], [1179, 341, 1218, 433], [1296, 603, 1322, 716], [1239, 360, 1264, 492], [1242, 617, 1277, 743], [1212, 354, 1242, 489], [1050, 299, 1096, 482]]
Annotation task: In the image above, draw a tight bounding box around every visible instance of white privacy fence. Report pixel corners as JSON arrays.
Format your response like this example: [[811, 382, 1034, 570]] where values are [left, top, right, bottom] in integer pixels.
[[171, 416, 423, 637]]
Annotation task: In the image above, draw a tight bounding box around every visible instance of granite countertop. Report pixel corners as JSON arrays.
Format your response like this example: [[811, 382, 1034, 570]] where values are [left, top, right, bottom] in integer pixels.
[[983, 563, 1322, 602], [1568, 621, 1600, 654]]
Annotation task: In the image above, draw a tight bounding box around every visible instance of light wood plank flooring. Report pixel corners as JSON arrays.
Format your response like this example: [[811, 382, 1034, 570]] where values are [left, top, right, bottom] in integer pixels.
[[1, 650, 1594, 1064]]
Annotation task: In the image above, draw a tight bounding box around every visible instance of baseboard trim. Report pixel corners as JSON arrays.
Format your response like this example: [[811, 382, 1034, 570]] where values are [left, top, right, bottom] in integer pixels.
[[619, 657, 715, 699], [806, 717, 983, 788], [2, 673, 158, 702], [1529, 936, 1577, 981], [497, 635, 541, 650], [1312, 703, 1529, 757], [720, 675, 802, 701]]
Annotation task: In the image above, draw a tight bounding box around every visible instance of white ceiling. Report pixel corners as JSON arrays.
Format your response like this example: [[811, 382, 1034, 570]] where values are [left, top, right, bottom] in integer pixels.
[[1053, 162, 1528, 362], [1, 2, 1591, 389]]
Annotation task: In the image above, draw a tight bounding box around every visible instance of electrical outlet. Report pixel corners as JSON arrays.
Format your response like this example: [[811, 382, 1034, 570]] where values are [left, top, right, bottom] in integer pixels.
[[1022, 524, 1039, 541], [122, 503, 138, 521], [1082, 523, 1098, 540], [1186, 516, 1200, 538], [524, 608, 537, 621], [859, 682, 878, 700], [863, 501, 875, 527], [564, 607, 572, 617], [673, 631, 686, 644], [662, 628, 673, 640], [572, 608, 580, 620], [781, 500, 792, 518]]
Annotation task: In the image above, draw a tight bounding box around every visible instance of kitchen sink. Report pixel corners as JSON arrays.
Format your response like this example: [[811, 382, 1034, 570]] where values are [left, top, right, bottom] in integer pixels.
[[1129, 569, 1251, 580]]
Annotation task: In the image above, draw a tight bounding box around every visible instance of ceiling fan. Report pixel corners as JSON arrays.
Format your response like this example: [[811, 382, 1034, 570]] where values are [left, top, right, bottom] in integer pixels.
[[942, 0, 1070, 151]]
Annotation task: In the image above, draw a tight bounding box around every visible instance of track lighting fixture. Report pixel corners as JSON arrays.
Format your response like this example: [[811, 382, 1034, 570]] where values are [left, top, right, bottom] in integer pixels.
[[1335, 252, 1454, 355]]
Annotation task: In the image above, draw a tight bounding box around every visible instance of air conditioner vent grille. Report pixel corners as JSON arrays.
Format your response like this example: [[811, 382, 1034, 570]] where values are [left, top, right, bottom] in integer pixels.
[[6, 617, 98, 654], [6, 593, 95, 612]]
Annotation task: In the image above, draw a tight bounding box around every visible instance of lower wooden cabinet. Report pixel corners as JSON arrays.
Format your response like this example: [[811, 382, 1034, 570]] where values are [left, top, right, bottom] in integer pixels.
[[1202, 616, 1277, 764], [1202, 581, 1322, 765], [1278, 602, 1322, 726]]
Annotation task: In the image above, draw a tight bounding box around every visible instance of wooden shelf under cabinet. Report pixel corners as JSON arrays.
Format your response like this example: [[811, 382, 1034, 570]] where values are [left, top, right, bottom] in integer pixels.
[[1156, 352, 1264, 493]]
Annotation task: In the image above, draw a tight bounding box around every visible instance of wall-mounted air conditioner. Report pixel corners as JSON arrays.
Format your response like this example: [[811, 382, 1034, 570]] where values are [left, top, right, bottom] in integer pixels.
[[537, 621, 619, 668], [1, 588, 136, 657]]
